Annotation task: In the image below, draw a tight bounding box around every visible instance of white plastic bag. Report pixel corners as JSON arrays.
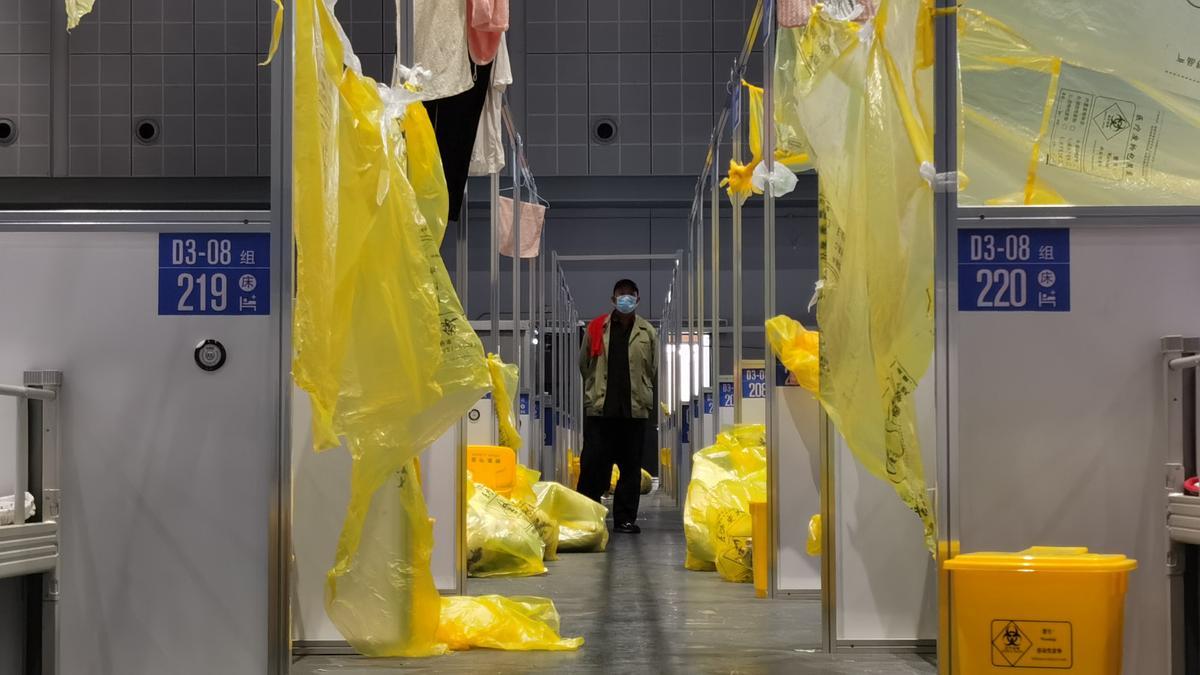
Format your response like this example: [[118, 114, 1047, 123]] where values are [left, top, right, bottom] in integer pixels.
[[0, 492, 36, 526]]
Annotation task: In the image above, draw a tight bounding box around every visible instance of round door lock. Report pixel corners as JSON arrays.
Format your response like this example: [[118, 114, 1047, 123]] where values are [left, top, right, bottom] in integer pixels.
[[468, 409, 481, 422], [194, 339, 227, 372]]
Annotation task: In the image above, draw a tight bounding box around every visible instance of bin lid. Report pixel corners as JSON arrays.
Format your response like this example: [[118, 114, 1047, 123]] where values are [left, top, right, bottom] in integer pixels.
[[943, 546, 1137, 572]]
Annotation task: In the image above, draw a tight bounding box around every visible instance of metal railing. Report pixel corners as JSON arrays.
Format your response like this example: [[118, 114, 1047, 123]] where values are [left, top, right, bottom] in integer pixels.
[[0, 370, 63, 675]]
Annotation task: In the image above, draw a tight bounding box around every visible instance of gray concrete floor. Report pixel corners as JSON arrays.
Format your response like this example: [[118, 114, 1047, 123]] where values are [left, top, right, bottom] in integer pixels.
[[293, 493, 937, 674]]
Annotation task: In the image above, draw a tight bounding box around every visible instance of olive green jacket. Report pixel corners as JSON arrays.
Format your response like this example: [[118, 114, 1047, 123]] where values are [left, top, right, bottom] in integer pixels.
[[579, 314, 659, 419]]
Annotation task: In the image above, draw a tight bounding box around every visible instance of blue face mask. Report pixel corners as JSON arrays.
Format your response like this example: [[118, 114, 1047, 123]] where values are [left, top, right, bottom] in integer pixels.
[[615, 294, 639, 314]]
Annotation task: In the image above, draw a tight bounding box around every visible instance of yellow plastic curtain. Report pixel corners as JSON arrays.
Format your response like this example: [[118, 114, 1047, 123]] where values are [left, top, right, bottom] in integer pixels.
[[293, 0, 489, 655], [66, 0, 96, 29], [958, 2, 1200, 205], [774, 0, 937, 552]]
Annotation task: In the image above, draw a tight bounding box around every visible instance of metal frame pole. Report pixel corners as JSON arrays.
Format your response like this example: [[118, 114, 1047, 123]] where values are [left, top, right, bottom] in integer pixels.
[[695, 202, 705, 453], [510, 140, 523, 383], [761, 0, 779, 600], [711, 148, 722, 435], [454, 193, 469, 595], [551, 254, 559, 481], [732, 100, 744, 423]]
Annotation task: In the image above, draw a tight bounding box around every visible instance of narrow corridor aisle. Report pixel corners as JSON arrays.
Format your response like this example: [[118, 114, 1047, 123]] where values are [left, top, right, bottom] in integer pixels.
[[293, 494, 937, 674]]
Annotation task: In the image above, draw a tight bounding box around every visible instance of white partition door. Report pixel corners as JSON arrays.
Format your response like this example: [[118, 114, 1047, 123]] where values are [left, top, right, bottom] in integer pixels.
[[951, 221, 1200, 673], [0, 225, 277, 673]]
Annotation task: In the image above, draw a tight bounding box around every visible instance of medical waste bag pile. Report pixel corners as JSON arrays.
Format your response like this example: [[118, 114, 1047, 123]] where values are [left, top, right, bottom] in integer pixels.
[[292, 0, 579, 655], [683, 425, 767, 583], [773, 0, 937, 552]]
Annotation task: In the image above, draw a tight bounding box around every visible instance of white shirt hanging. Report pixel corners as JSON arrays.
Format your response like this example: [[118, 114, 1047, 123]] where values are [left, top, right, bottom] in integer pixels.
[[469, 35, 513, 176], [393, 0, 474, 101]]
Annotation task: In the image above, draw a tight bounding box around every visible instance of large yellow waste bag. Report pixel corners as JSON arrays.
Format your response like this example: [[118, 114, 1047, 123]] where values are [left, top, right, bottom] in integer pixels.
[[957, 4, 1200, 206], [724, 81, 812, 204], [512, 464, 540, 505], [65, 0, 96, 29], [765, 315, 820, 396], [533, 482, 609, 553], [709, 474, 766, 583], [683, 425, 766, 575], [466, 482, 547, 578], [774, 0, 936, 552], [487, 354, 523, 451], [437, 596, 584, 652]]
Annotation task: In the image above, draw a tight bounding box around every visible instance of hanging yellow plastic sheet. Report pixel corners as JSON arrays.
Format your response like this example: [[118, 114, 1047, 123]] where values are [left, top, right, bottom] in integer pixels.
[[723, 81, 813, 204], [65, 0, 96, 29], [774, 0, 936, 552], [293, 0, 580, 654], [487, 353, 524, 450], [957, 3, 1200, 205], [765, 315, 820, 396]]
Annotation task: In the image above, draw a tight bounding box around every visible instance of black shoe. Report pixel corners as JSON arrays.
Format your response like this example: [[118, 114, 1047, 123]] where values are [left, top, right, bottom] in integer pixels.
[[614, 522, 641, 534]]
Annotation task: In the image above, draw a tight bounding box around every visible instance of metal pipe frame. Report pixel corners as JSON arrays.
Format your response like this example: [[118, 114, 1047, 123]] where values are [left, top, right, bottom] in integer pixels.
[[761, 0, 780, 601], [710, 147, 722, 436]]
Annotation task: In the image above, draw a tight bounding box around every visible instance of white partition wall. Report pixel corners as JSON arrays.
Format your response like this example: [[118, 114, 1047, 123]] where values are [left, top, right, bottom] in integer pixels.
[[834, 376, 938, 646], [947, 219, 1200, 673], [0, 219, 281, 673], [775, 383, 822, 593]]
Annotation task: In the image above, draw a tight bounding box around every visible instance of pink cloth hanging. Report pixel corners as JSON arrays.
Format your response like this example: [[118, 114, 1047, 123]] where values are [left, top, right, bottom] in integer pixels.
[[497, 196, 546, 258], [778, 0, 876, 28], [466, 0, 508, 65]]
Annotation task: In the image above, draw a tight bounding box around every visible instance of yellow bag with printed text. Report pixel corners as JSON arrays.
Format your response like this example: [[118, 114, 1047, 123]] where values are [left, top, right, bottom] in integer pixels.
[[774, 0, 936, 552], [682, 425, 766, 575], [765, 315, 820, 396], [487, 354, 523, 451], [466, 483, 547, 578]]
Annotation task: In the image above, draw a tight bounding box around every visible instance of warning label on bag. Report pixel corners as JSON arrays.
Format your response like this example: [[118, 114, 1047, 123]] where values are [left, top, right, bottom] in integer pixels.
[[991, 620, 1072, 669], [1045, 66, 1164, 183]]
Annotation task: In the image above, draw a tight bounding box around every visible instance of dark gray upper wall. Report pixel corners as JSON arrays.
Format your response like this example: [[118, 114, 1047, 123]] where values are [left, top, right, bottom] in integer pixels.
[[1, 0, 766, 180]]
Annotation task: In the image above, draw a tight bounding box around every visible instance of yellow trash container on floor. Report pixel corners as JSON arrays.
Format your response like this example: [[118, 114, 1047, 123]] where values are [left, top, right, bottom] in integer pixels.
[[943, 546, 1136, 674]]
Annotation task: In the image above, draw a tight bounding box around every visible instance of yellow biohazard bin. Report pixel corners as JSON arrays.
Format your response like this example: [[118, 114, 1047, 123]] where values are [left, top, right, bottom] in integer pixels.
[[943, 547, 1136, 674]]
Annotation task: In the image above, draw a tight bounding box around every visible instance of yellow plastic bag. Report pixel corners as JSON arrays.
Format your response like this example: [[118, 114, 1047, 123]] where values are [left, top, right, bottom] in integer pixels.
[[609, 466, 655, 495], [466, 483, 546, 578], [957, 6, 1200, 206], [765, 315, 820, 395], [807, 514, 822, 557], [774, 0, 936, 552], [514, 500, 560, 562], [436, 595, 583, 652], [533, 482, 609, 553], [512, 464, 540, 505], [682, 424, 766, 575], [65, 0, 96, 29], [487, 354, 523, 451]]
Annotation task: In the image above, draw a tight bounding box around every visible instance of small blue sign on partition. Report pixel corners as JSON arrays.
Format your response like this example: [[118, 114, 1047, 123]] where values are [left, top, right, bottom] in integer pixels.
[[519, 393, 530, 416], [719, 382, 734, 408], [958, 229, 1070, 312], [159, 233, 270, 315], [742, 367, 767, 399], [682, 405, 690, 444], [704, 392, 714, 415], [776, 358, 800, 387]]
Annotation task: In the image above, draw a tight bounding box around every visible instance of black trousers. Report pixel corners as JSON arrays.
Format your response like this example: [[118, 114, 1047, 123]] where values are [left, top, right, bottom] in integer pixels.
[[422, 62, 493, 223], [578, 416, 646, 525]]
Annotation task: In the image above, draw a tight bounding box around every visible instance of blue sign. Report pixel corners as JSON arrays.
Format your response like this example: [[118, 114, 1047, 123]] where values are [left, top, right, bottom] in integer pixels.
[[159, 233, 270, 315], [704, 392, 714, 415], [720, 382, 735, 408], [544, 407, 554, 446], [534, 399, 541, 420], [682, 404, 690, 444], [959, 229, 1070, 312], [519, 393, 530, 416], [775, 358, 801, 387], [742, 367, 767, 399]]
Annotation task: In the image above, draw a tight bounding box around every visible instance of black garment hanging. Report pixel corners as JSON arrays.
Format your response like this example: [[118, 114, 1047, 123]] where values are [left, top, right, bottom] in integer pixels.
[[423, 61, 493, 222]]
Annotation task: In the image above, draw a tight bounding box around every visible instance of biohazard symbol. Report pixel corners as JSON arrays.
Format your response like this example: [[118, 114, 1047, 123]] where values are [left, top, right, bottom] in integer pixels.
[[992, 621, 1032, 667]]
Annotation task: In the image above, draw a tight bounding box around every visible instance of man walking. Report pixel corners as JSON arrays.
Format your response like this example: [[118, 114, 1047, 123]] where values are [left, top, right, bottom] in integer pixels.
[[578, 279, 658, 534]]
